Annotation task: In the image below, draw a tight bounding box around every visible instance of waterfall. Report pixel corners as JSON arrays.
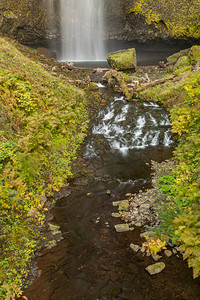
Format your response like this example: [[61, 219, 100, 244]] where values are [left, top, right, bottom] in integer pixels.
[[60, 0, 105, 61]]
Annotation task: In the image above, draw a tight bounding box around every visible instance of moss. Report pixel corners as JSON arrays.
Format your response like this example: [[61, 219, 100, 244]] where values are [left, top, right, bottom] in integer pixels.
[[174, 56, 191, 70], [127, 0, 200, 39], [167, 49, 190, 63], [88, 82, 99, 90], [107, 48, 137, 71], [174, 66, 192, 76], [189, 45, 200, 65]]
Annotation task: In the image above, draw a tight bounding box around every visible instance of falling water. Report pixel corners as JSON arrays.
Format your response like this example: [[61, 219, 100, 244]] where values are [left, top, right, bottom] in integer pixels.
[[60, 0, 105, 61]]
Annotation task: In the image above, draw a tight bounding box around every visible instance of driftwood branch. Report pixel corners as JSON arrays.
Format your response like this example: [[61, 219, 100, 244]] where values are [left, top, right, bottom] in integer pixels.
[[136, 75, 174, 92]]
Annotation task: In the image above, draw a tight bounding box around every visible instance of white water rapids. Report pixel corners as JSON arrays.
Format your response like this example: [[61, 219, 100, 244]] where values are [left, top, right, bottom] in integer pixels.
[[84, 96, 174, 158], [60, 0, 105, 61]]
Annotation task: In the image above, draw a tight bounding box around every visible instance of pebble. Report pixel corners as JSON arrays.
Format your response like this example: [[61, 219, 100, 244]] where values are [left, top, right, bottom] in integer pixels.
[[114, 224, 129, 232], [172, 248, 177, 254], [151, 254, 162, 262], [111, 212, 121, 218], [130, 244, 140, 252], [164, 250, 173, 257]]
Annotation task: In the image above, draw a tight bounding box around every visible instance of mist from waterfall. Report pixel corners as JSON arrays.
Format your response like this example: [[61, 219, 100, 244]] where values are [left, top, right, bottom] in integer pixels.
[[60, 0, 106, 61]]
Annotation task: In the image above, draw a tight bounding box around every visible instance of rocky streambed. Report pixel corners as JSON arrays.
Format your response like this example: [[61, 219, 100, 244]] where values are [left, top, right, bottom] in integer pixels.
[[22, 84, 200, 300]]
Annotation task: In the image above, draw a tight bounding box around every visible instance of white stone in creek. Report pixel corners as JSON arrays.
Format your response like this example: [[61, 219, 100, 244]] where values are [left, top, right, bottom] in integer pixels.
[[111, 213, 121, 218], [130, 244, 141, 252], [140, 203, 151, 210], [114, 224, 129, 232], [135, 222, 142, 227], [172, 248, 177, 254], [151, 254, 162, 262], [164, 250, 173, 257], [146, 262, 166, 275]]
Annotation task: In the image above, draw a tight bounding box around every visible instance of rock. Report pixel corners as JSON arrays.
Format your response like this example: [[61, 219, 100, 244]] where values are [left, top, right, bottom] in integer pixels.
[[107, 49, 137, 71], [89, 82, 99, 90], [87, 192, 93, 197], [172, 248, 177, 254], [112, 201, 120, 207], [52, 66, 57, 72], [118, 200, 129, 211], [151, 254, 162, 262], [164, 250, 173, 257], [189, 45, 200, 65], [95, 68, 103, 74], [65, 61, 75, 70], [135, 222, 142, 227], [145, 262, 166, 275], [130, 244, 140, 252], [126, 193, 132, 197], [27, 209, 38, 218], [167, 48, 190, 63], [112, 200, 129, 211], [48, 223, 61, 235], [37, 47, 57, 60], [114, 224, 129, 232], [109, 271, 119, 282], [140, 203, 151, 210], [174, 56, 190, 71], [111, 213, 121, 218]]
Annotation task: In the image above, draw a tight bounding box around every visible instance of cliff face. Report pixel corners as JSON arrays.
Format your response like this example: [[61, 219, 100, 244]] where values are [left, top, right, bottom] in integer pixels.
[[105, 0, 200, 42], [0, 0, 199, 44], [0, 0, 60, 44]]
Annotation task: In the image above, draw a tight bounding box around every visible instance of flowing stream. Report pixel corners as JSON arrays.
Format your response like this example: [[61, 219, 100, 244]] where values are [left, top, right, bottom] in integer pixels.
[[60, 0, 105, 61], [23, 87, 200, 300]]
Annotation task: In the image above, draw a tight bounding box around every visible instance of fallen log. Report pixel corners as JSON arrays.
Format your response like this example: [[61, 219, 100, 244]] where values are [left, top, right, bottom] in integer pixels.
[[136, 75, 174, 92]]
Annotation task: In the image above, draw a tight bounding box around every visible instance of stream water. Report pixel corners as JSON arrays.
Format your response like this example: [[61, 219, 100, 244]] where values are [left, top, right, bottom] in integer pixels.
[[23, 87, 200, 300]]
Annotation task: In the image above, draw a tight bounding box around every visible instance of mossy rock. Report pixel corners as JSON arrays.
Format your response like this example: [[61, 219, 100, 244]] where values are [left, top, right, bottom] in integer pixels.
[[107, 48, 137, 71], [89, 82, 99, 90], [174, 56, 190, 71], [189, 45, 200, 65], [167, 49, 190, 63], [174, 66, 192, 76]]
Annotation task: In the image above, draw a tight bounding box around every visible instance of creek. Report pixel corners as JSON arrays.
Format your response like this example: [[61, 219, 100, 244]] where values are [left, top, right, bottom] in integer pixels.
[[23, 85, 200, 300]]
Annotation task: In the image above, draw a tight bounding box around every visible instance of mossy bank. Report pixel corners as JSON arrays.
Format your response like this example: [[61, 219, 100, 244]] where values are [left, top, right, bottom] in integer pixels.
[[0, 38, 89, 298], [135, 46, 200, 278]]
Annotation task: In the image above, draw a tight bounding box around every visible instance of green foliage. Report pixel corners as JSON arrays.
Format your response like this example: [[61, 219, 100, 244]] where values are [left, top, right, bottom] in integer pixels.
[[142, 235, 167, 255], [0, 38, 89, 298], [158, 175, 175, 195], [174, 212, 200, 278], [137, 47, 200, 278]]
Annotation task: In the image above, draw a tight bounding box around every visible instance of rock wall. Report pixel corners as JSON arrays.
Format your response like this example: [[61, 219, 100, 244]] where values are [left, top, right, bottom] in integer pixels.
[[105, 0, 200, 42], [0, 0, 60, 44], [0, 0, 199, 44]]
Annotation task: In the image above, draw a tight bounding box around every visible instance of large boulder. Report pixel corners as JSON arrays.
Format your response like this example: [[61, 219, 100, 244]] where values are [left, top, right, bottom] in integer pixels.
[[107, 48, 137, 71]]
